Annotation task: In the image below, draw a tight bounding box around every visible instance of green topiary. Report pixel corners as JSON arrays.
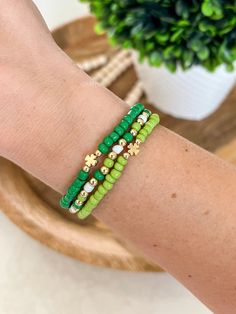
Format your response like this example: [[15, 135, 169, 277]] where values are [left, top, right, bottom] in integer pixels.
[[81, 0, 236, 72]]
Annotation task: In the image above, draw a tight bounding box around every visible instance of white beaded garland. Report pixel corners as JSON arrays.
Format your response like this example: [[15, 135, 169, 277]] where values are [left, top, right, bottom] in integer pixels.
[[77, 54, 108, 72], [84, 182, 95, 193], [92, 50, 132, 87], [78, 50, 144, 106], [125, 81, 144, 106], [112, 145, 124, 154]]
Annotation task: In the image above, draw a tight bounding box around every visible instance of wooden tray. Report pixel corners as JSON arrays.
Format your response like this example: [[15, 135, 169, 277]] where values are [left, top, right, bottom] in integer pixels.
[[1, 16, 236, 272]]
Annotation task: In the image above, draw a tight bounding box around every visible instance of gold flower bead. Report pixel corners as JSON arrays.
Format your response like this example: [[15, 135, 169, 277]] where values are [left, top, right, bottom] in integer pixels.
[[127, 143, 140, 156], [85, 154, 98, 167]]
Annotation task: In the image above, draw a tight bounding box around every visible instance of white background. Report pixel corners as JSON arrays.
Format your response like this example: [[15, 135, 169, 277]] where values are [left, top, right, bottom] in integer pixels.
[[0, 1, 212, 313]]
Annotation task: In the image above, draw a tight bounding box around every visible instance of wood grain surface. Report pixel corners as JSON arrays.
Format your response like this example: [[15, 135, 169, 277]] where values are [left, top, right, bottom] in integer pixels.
[[0, 16, 236, 271]]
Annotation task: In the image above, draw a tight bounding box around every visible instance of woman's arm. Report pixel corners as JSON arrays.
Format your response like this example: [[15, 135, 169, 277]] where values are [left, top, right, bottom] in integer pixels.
[[1, 1, 236, 313]]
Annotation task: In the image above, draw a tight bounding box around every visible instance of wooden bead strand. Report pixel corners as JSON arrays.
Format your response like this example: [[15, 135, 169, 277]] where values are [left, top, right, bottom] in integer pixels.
[[77, 50, 144, 105], [77, 54, 108, 72], [92, 50, 132, 87], [125, 81, 144, 106]]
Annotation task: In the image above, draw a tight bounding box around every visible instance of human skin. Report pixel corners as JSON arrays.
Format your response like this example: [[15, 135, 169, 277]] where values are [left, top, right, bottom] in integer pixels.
[[1, 1, 236, 313]]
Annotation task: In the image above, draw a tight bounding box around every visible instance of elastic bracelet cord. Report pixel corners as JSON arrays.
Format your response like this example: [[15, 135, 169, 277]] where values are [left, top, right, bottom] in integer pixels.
[[60, 103, 145, 209], [70, 108, 152, 213], [76, 112, 160, 220]]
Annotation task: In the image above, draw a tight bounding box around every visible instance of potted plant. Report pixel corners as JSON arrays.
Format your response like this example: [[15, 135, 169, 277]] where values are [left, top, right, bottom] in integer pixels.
[[81, 0, 236, 120]]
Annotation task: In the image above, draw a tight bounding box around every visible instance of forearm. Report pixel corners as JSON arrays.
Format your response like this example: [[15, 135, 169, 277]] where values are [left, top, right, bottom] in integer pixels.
[[3, 60, 236, 313]]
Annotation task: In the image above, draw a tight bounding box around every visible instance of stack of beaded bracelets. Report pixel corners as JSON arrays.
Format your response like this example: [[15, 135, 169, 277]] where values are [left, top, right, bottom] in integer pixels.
[[60, 103, 160, 219]]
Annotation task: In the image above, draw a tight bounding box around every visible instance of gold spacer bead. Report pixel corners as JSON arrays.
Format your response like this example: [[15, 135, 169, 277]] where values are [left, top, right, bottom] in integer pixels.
[[142, 111, 149, 118], [101, 166, 109, 175], [75, 200, 83, 206], [119, 139, 127, 147], [130, 129, 137, 136], [90, 178, 98, 186], [137, 118, 144, 126], [123, 152, 130, 160], [135, 139, 142, 145], [95, 150, 102, 157], [80, 190, 88, 198], [108, 151, 117, 160], [83, 165, 90, 172], [69, 206, 78, 214]]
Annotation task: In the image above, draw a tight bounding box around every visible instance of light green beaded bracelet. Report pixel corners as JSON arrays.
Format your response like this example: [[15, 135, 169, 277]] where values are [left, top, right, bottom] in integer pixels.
[[70, 108, 152, 213], [60, 103, 145, 210], [77, 112, 160, 220]]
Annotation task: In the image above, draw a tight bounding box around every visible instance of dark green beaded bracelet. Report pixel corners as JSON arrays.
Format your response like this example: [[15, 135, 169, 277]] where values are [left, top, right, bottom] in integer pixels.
[[77, 111, 160, 220], [70, 107, 150, 213], [60, 103, 145, 209]]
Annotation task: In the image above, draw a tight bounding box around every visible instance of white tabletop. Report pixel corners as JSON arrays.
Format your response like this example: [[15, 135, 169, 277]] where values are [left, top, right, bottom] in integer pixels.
[[0, 1, 212, 313], [0, 213, 211, 314]]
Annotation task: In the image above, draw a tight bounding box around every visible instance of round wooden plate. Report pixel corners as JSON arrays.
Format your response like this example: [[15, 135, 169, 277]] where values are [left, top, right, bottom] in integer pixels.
[[1, 16, 236, 271]]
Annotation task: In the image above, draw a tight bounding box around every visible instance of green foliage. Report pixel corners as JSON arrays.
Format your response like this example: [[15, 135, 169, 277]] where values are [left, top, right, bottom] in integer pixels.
[[81, 0, 236, 72]]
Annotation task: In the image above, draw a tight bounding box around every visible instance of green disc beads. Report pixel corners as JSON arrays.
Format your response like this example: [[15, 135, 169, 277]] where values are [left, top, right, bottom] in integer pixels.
[[60, 102, 160, 221], [132, 122, 141, 132], [71, 107, 148, 212], [137, 113, 160, 144], [59, 103, 144, 209], [98, 103, 145, 155], [60, 170, 89, 209], [94, 170, 105, 181], [104, 158, 114, 168], [123, 132, 133, 143], [78, 156, 127, 220]]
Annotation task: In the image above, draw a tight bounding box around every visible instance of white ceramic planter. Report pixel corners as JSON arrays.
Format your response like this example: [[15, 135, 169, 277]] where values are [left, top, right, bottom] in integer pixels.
[[133, 52, 236, 120], [33, 0, 89, 29]]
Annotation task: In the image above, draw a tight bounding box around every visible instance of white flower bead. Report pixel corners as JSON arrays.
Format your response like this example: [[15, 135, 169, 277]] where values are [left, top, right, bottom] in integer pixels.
[[84, 182, 95, 193], [112, 145, 124, 154], [138, 114, 148, 123]]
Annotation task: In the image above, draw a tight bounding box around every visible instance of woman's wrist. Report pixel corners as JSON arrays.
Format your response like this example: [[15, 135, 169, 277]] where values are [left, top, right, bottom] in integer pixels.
[[3, 56, 128, 192]]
